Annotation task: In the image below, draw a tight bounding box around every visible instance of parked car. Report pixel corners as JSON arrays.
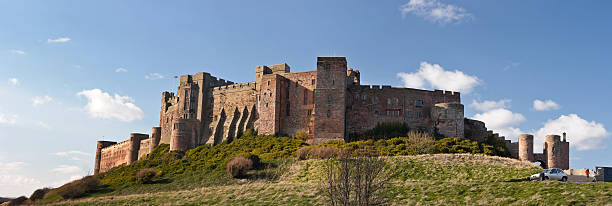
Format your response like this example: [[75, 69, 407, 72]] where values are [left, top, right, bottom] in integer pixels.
[[529, 168, 568, 182]]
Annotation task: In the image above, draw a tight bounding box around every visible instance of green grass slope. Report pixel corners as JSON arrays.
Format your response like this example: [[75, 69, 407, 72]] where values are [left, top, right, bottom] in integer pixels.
[[45, 153, 612, 205]]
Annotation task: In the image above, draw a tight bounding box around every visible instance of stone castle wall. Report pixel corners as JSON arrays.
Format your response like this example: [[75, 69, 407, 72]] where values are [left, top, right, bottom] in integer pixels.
[[346, 85, 461, 137]]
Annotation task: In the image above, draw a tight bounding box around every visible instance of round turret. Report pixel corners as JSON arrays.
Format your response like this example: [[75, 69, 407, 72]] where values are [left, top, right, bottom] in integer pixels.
[[546, 135, 561, 169], [170, 119, 198, 151], [518, 134, 534, 162], [150, 127, 161, 152]]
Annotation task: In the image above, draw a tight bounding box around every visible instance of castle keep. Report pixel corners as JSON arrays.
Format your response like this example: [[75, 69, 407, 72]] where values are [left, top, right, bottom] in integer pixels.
[[94, 57, 570, 174]]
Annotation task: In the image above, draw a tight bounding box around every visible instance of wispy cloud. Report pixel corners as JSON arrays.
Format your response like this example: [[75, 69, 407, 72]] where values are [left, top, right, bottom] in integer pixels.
[[37, 121, 52, 129], [397, 62, 480, 93], [50, 165, 82, 174], [47, 37, 71, 43], [10, 50, 26, 55], [8, 78, 18, 86], [77, 89, 144, 122], [54, 151, 91, 156], [400, 0, 473, 25], [115, 67, 128, 73], [0, 113, 18, 125], [32, 95, 53, 106], [145, 73, 164, 80], [470, 99, 511, 112], [533, 99, 561, 111], [503, 62, 520, 71]]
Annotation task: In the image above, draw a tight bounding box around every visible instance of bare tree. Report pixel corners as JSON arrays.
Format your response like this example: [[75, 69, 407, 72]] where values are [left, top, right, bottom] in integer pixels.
[[323, 149, 395, 206]]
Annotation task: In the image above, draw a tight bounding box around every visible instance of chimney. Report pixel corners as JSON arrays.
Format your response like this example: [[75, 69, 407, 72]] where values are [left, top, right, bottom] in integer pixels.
[[563, 132, 567, 142]]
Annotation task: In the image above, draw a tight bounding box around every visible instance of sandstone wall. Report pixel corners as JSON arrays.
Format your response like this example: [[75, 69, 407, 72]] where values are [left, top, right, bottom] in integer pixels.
[[276, 71, 317, 138], [207, 83, 258, 144], [313, 57, 347, 140], [98, 140, 131, 174], [138, 138, 151, 160], [346, 86, 460, 135]]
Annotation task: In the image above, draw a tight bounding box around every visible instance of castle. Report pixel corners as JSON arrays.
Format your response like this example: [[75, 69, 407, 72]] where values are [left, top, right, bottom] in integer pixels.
[[94, 57, 569, 174]]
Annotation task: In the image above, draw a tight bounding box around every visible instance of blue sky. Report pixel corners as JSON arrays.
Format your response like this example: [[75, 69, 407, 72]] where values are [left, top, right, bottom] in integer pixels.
[[1, 0, 611, 197]]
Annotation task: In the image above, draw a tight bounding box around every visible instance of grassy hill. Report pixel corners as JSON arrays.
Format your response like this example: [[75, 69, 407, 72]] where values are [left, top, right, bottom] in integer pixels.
[[22, 135, 612, 205]]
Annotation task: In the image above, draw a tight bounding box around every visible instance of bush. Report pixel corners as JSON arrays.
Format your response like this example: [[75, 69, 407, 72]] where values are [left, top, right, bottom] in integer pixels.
[[30, 187, 52, 201], [135, 168, 158, 184], [296, 147, 311, 160], [434, 137, 482, 154], [347, 122, 410, 141], [7, 196, 28, 206], [226, 156, 253, 178], [237, 153, 261, 168], [295, 129, 309, 141], [56, 176, 99, 199]]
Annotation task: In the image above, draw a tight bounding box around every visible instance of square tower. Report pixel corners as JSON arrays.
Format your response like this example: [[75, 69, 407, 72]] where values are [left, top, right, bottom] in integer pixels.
[[313, 57, 347, 142]]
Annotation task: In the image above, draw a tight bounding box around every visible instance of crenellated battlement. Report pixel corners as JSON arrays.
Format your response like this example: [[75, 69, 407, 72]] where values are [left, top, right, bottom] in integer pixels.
[[212, 82, 256, 93], [99, 138, 132, 153]]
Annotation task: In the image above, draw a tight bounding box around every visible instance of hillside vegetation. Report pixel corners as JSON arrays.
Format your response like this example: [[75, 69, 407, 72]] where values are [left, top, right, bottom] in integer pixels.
[[43, 154, 612, 205], [24, 134, 612, 205]]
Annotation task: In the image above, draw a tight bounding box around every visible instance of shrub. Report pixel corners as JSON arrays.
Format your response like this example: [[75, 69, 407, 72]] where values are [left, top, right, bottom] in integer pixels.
[[434, 137, 482, 154], [29, 187, 52, 201], [226, 156, 253, 178], [135, 168, 158, 184], [295, 129, 310, 141], [237, 153, 261, 168], [7, 196, 28, 206], [296, 147, 311, 160], [296, 146, 342, 160], [56, 176, 100, 199], [347, 122, 410, 141]]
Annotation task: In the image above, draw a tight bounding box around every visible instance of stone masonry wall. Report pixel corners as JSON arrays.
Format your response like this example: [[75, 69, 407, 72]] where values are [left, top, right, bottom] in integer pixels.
[[276, 71, 317, 138], [207, 83, 258, 145], [346, 86, 460, 135]]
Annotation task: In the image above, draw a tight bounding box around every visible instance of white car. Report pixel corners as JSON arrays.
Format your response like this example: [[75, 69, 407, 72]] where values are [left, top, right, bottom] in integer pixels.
[[529, 168, 568, 182]]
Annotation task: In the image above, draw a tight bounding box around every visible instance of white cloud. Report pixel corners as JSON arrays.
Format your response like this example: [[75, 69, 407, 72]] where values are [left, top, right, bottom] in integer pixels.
[[400, 0, 473, 25], [397, 62, 480, 93], [10, 49, 26, 55], [32, 95, 53, 106], [145, 73, 164, 80], [472, 106, 526, 140], [50, 165, 81, 174], [47, 37, 71, 43], [0, 161, 42, 197], [115, 67, 128, 73], [54, 151, 91, 156], [533, 99, 561, 111], [0, 161, 27, 171], [535, 114, 609, 151], [8, 78, 18, 86], [0, 174, 40, 187], [37, 121, 52, 129], [0, 113, 17, 125], [77, 89, 144, 122], [473, 108, 526, 129], [470, 99, 511, 112]]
